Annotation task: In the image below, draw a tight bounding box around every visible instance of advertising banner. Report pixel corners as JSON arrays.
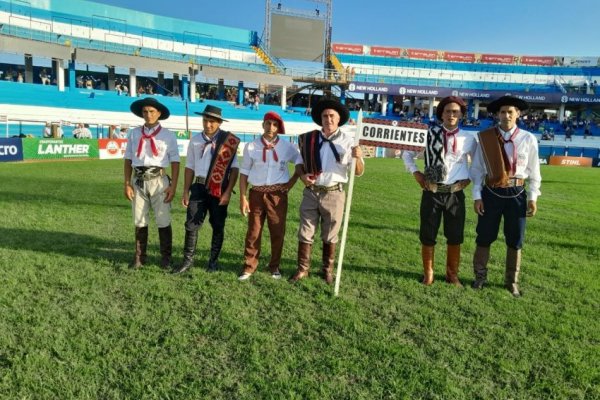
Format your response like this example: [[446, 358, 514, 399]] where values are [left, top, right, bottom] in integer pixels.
[[358, 118, 427, 151], [332, 43, 364, 55], [98, 139, 128, 160], [481, 54, 516, 64], [22, 138, 99, 160], [407, 49, 438, 60], [444, 51, 476, 63], [548, 156, 592, 167], [0, 138, 24, 162], [370, 46, 402, 58], [520, 56, 555, 66]]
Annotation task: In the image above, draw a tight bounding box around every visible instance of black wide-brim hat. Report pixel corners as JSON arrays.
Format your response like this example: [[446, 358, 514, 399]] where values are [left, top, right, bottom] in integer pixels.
[[194, 104, 228, 122], [487, 95, 529, 114], [130, 97, 170, 120], [311, 98, 350, 127], [436, 96, 467, 120]]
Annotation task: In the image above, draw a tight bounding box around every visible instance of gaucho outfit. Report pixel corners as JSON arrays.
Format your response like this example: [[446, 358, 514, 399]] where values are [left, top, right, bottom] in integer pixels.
[[403, 123, 477, 285], [470, 97, 541, 296], [178, 128, 240, 272], [239, 133, 302, 277], [124, 122, 179, 269], [291, 127, 362, 283]]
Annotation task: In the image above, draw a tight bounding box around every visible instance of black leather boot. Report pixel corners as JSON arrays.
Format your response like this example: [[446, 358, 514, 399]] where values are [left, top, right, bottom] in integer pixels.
[[158, 225, 173, 270], [172, 230, 198, 274], [207, 231, 224, 272]]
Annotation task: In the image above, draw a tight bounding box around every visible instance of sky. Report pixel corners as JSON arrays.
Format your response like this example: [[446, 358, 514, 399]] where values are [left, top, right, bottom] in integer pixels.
[[93, 0, 600, 57]]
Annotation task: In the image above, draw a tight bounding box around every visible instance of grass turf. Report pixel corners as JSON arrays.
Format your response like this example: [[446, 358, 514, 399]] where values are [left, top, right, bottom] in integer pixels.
[[0, 158, 598, 399]]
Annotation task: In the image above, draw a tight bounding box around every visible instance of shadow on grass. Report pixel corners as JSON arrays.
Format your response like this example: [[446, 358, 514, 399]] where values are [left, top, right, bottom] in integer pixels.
[[0, 226, 130, 262], [0, 190, 129, 208]]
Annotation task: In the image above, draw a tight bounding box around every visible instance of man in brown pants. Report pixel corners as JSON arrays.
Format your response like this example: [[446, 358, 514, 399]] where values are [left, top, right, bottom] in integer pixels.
[[238, 112, 301, 280], [290, 98, 364, 285]]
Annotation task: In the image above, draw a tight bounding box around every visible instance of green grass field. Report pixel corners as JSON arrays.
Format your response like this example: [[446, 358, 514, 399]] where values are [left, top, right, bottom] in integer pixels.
[[0, 158, 599, 399]]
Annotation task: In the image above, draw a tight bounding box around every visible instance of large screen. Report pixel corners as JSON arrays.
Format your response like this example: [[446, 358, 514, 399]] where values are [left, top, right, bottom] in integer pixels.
[[270, 14, 325, 62]]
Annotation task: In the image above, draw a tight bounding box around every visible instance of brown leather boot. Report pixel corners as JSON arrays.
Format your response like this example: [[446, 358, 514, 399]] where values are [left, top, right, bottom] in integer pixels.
[[131, 226, 148, 269], [421, 245, 435, 285], [158, 225, 173, 270], [289, 242, 312, 283], [472, 245, 490, 289], [445, 244, 463, 287], [505, 247, 522, 297], [322, 242, 336, 285]]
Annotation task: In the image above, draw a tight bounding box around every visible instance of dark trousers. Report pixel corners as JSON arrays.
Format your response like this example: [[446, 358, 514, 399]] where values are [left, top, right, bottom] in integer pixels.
[[475, 186, 527, 249], [185, 183, 229, 258], [242, 189, 288, 274], [419, 190, 465, 246]]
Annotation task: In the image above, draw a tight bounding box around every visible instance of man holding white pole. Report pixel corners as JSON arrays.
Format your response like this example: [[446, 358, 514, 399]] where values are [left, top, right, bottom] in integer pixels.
[[289, 98, 364, 284]]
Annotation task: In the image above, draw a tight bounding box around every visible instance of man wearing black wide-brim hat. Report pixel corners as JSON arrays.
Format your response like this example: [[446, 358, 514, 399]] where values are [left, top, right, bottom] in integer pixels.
[[470, 95, 542, 297], [172, 104, 240, 274], [289, 98, 364, 285], [124, 97, 180, 270]]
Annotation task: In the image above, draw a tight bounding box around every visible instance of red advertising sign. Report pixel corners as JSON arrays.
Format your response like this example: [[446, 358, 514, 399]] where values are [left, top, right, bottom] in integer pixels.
[[407, 48, 438, 60], [98, 138, 127, 160], [370, 46, 402, 57], [444, 51, 476, 63], [520, 55, 555, 66], [332, 43, 364, 55], [481, 54, 515, 64]]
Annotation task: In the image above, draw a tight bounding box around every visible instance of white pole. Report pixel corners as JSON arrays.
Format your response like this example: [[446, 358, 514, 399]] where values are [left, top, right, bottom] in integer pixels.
[[334, 110, 363, 297]]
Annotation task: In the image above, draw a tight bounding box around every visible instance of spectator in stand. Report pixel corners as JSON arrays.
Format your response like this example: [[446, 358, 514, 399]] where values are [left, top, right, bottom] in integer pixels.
[[565, 125, 573, 141], [117, 127, 129, 138], [39, 68, 50, 85], [17, 72, 23, 83], [253, 94, 260, 111], [73, 123, 92, 139], [43, 122, 52, 138], [76, 75, 84, 88], [584, 121, 591, 139]]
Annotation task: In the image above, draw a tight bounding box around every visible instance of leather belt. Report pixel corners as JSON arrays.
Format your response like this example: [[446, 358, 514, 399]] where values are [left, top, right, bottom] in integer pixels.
[[502, 178, 525, 188], [251, 183, 288, 193], [308, 183, 343, 193], [194, 176, 206, 184], [425, 181, 464, 193], [133, 166, 164, 181]]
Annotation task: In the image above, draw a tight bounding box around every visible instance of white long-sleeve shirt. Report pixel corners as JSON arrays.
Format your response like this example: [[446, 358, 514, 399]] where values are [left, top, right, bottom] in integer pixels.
[[402, 128, 477, 184], [470, 126, 542, 201], [185, 129, 239, 177]]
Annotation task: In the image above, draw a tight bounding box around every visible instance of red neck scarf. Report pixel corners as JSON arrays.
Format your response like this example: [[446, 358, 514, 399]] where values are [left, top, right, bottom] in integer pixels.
[[261, 136, 279, 162], [443, 126, 459, 154], [136, 125, 161, 157], [497, 127, 519, 175]]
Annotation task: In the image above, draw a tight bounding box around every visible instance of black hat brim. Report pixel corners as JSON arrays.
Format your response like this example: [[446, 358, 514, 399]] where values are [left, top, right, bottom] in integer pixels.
[[311, 99, 350, 127], [193, 111, 228, 122], [130, 98, 170, 120], [487, 96, 529, 114]]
